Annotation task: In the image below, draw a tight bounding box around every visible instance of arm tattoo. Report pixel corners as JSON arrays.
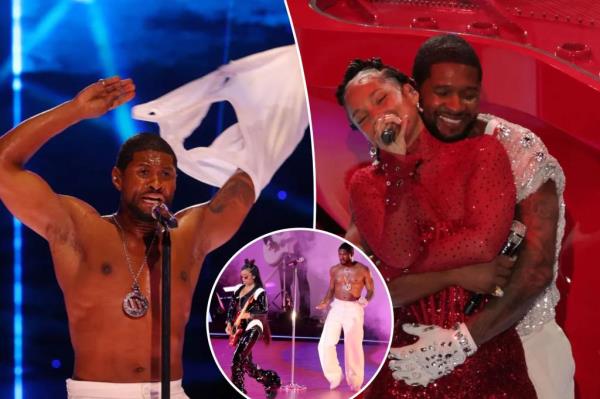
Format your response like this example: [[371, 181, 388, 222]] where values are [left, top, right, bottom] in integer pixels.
[[208, 172, 254, 214], [518, 181, 558, 222], [530, 197, 556, 220]]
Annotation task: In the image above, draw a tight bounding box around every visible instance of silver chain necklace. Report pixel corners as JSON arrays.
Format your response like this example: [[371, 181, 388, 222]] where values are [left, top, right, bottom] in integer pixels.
[[112, 214, 156, 318], [342, 265, 352, 292]]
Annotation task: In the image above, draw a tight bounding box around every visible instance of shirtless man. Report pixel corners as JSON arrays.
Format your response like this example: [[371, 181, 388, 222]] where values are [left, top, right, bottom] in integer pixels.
[[316, 242, 374, 392], [0, 77, 255, 398]]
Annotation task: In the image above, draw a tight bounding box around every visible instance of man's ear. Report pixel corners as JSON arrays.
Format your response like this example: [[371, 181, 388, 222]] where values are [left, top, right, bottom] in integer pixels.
[[111, 167, 122, 191]]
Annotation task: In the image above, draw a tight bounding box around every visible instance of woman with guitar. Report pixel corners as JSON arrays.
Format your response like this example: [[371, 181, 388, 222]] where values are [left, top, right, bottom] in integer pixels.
[[225, 259, 281, 397]]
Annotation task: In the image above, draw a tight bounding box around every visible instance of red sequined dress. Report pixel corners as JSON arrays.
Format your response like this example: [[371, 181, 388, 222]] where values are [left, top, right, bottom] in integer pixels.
[[350, 130, 537, 398]]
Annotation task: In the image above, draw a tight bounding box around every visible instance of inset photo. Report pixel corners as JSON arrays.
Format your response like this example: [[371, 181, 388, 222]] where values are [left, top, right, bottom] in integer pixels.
[[206, 228, 393, 399]]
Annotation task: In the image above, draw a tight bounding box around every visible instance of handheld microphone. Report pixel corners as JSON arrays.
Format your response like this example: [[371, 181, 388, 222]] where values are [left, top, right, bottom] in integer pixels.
[[151, 203, 178, 229], [381, 126, 395, 145], [463, 220, 526, 315]]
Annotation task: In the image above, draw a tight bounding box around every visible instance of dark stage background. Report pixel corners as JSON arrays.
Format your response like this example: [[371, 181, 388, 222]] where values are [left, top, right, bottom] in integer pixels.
[[0, 1, 312, 398]]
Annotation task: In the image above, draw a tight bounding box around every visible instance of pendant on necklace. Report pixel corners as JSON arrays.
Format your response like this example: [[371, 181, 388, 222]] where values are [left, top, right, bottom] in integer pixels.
[[343, 268, 352, 292], [123, 283, 149, 318]]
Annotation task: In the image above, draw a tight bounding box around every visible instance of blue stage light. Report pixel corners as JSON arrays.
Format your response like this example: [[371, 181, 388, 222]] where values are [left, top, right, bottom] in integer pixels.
[[88, 1, 135, 141], [51, 359, 61, 369], [1, 1, 71, 83], [11, 147, 23, 395], [12, 1, 24, 398], [277, 190, 288, 201]]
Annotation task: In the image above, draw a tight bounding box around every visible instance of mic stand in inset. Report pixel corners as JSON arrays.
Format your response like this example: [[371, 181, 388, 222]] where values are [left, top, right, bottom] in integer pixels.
[[160, 224, 172, 399], [282, 257, 307, 393]]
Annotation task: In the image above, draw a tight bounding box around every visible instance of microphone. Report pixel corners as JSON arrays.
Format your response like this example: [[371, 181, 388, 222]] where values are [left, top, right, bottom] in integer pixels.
[[286, 256, 305, 267], [381, 126, 395, 145], [464, 220, 527, 315], [151, 203, 178, 229]]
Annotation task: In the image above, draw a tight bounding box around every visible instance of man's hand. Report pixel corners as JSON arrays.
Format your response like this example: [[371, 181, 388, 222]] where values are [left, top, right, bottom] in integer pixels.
[[73, 76, 135, 120], [388, 323, 477, 386], [315, 301, 329, 310], [358, 297, 369, 307], [225, 323, 233, 336], [448, 255, 516, 294]]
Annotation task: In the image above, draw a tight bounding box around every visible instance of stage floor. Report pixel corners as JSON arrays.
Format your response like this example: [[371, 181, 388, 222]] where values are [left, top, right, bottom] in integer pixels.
[[210, 336, 388, 399]]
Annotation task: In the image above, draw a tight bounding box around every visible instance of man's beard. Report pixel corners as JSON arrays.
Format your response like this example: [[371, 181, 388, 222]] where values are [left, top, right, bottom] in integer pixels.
[[421, 112, 477, 143]]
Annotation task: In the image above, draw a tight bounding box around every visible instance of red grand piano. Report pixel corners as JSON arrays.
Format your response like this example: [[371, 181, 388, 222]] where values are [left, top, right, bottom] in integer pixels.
[[287, 1, 600, 397]]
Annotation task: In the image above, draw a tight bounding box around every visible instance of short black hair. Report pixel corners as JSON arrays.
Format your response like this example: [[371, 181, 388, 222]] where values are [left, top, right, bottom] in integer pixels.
[[338, 242, 354, 253], [336, 57, 414, 107], [412, 34, 482, 88], [116, 133, 177, 171]]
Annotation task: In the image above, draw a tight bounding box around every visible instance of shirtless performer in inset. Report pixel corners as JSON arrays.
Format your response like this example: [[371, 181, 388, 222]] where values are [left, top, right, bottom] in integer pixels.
[[316, 242, 374, 392]]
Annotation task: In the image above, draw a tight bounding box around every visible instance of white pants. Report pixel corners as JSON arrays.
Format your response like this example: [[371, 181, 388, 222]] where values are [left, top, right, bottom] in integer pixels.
[[318, 298, 365, 390], [66, 379, 189, 399], [521, 320, 575, 399]]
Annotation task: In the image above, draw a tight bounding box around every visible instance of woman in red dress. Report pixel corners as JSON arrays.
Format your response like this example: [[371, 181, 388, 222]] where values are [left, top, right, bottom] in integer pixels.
[[338, 58, 537, 398]]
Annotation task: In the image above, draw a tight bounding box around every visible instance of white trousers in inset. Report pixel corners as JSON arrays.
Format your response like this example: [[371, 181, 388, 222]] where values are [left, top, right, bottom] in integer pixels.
[[66, 379, 189, 399], [318, 298, 365, 390], [521, 320, 575, 399]]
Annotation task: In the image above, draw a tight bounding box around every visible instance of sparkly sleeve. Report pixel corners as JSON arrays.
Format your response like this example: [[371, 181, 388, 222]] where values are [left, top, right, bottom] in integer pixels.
[[482, 115, 566, 336], [484, 116, 566, 202], [349, 167, 385, 255], [349, 162, 428, 269], [418, 137, 516, 272]]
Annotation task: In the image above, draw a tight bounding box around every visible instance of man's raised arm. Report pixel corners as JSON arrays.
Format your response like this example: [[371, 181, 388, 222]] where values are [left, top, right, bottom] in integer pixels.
[[0, 77, 135, 240], [176, 168, 255, 257], [203, 169, 255, 252]]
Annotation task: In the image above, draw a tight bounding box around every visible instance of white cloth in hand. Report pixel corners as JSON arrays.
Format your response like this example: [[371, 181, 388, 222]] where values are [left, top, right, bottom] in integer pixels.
[[388, 323, 477, 387], [358, 297, 369, 307], [131, 46, 308, 200]]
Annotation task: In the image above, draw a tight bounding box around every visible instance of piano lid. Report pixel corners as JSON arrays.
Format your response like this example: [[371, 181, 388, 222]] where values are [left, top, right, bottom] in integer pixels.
[[311, 0, 600, 79]]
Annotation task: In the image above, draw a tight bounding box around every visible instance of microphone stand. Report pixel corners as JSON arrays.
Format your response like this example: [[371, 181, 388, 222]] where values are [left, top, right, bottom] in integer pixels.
[[160, 224, 172, 399], [282, 257, 307, 393], [152, 203, 178, 399]]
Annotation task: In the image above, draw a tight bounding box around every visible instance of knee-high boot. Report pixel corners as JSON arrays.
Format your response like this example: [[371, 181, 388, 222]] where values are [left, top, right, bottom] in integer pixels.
[[241, 327, 281, 398], [232, 325, 262, 393]]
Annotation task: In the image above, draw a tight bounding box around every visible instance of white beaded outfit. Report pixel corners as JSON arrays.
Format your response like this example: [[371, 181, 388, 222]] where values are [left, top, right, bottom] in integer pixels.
[[481, 114, 575, 399]]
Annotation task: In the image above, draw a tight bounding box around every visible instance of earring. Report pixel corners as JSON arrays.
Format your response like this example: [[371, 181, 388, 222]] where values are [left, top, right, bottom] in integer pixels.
[[417, 103, 424, 113], [369, 145, 380, 166]]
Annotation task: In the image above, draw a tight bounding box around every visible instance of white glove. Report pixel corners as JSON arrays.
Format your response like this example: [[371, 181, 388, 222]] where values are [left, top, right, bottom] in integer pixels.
[[358, 297, 369, 307], [388, 323, 477, 387], [131, 46, 308, 201]]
